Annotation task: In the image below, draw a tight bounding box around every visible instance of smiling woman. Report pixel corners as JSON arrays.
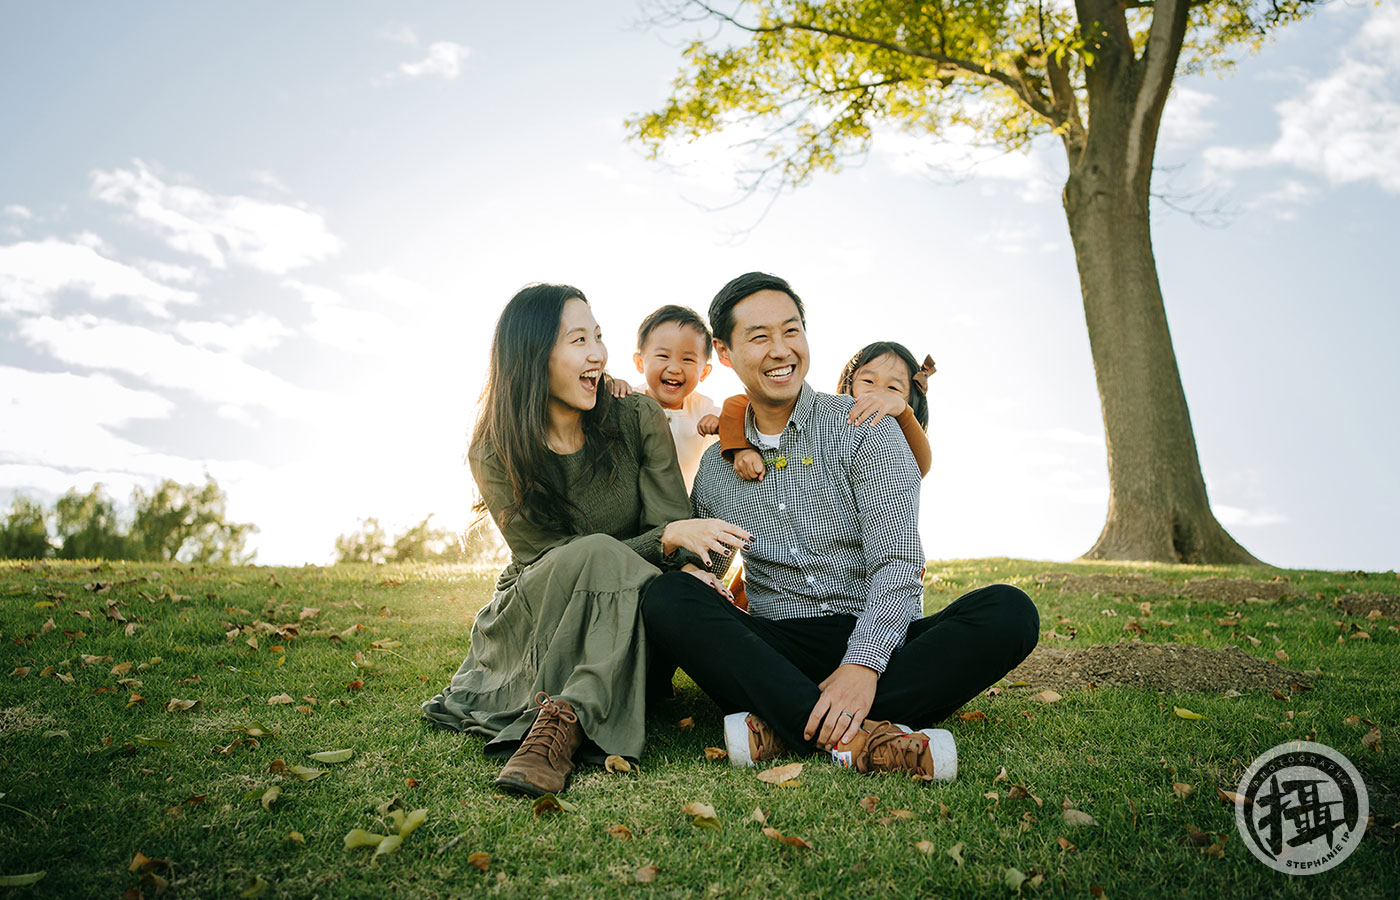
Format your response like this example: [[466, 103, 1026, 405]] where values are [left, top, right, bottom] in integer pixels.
[[420, 283, 750, 797]]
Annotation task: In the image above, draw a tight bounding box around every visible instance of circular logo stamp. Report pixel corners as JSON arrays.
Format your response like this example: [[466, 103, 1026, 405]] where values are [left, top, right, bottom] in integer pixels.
[[1235, 741, 1368, 874]]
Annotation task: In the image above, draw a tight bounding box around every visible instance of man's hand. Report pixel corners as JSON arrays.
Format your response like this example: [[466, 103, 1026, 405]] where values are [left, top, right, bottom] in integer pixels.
[[804, 663, 879, 749]]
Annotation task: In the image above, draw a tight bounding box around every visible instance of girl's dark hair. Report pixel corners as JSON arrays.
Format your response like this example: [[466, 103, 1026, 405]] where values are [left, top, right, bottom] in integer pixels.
[[470, 283, 620, 533], [836, 341, 929, 430], [709, 272, 804, 346]]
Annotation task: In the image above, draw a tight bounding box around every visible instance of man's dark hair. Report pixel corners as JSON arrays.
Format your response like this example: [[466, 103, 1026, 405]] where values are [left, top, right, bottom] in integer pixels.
[[708, 272, 805, 346], [636, 304, 713, 359]]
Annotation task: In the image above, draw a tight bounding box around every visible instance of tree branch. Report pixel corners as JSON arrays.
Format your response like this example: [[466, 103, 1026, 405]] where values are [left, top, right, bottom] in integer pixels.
[[1126, 0, 1191, 186], [686, 1, 1061, 126]]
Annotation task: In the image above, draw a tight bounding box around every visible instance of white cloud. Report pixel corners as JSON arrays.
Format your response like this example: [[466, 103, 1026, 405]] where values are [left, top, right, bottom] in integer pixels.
[[1203, 4, 1400, 193], [17, 314, 322, 417], [175, 313, 293, 357], [0, 237, 197, 317], [91, 160, 343, 273], [398, 41, 471, 79], [1159, 86, 1217, 147], [0, 366, 196, 480], [344, 268, 443, 308], [286, 280, 396, 354], [3, 204, 31, 219]]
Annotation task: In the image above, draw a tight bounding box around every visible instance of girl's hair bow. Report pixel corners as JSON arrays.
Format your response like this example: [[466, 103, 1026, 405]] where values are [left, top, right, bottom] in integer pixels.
[[911, 354, 937, 395]]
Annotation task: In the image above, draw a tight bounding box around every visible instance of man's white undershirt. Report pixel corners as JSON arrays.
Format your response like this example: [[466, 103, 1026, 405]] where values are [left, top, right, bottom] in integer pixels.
[[754, 429, 782, 450]]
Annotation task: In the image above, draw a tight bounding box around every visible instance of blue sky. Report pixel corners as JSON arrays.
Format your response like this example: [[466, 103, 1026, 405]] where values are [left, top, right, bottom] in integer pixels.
[[1, 1, 1396, 570]]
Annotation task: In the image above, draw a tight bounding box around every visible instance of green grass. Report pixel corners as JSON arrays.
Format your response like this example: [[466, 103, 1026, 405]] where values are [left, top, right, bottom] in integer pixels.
[[0, 558, 1395, 899]]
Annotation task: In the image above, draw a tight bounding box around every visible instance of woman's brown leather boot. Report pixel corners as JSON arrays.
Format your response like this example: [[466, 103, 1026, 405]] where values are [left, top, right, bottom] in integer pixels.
[[494, 692, 583, 797]]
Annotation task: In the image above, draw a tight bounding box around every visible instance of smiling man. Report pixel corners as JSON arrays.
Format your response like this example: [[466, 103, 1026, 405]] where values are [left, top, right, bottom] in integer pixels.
[[642, 272, 1040, 779]]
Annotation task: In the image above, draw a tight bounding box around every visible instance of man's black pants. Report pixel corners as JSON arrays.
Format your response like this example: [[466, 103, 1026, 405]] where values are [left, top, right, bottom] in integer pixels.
[[643, 571, 1040, 755]]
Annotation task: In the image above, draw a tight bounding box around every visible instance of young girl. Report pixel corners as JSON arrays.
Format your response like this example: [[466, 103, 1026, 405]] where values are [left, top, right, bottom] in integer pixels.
[[701, 340, 935, 607]]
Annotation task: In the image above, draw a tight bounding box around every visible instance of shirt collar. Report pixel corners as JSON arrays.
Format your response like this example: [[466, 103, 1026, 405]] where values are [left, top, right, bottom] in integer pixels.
[[744, 382, 816, 445]]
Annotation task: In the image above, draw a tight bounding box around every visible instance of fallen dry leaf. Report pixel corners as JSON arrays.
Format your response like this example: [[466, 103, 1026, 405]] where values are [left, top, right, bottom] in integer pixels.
[[938, 801, 951, 820], [1362, 727, 1381, 752], [287, 831, 305, 845], [607, 824, 633, 840], [1217, 788, 1249, 806], [299, 607, 320, 620], [1090, 886, 1106, 900], [267, 693, 294, 705], [915, 840, 937, 854], [956, 710, 988, 722], [604, 754, 637, 774], [762, 826, 813, 849], [1172, 706, 1205, 720], [633, 865, 660, 884], [345, 680, 363, 691], [703, 747, 727, 761], [993, 766, 1009, 783], [750, 806, 767, 825], [1032, 690, 1062, 703], [757, 762, 804, 785], [1275, 649, 1290, 662], [1172, 782, 1194, 799], [467, 852, 491, 872], [1057, 836, 1076, 852], [860, 796, 880, 813], [683, 801, 720, 829], [677, 716, 695, 730], [946, 841, 965, 866], [165, 698, 199, 712], [1063, 809, 1098, 827]]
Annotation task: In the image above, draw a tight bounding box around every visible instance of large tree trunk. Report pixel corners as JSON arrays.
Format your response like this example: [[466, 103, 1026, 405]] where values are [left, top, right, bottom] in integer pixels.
[[1062, 126, 1260, 564]]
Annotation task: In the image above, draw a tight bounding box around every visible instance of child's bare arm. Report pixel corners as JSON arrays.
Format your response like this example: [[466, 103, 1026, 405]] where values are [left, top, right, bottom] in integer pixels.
[[697, 413, 720, 436], [733, 448, 765, 481]]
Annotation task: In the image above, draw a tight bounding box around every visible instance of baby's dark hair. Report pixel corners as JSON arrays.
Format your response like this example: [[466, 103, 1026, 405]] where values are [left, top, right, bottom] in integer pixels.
[[837, 341, 930, 430], [636, 304, 713, 359]]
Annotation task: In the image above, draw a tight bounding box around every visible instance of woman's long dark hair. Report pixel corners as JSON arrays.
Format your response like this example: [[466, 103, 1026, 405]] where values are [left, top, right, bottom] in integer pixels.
[[836, 341, 929, 429], [470, 283, 621, 533]]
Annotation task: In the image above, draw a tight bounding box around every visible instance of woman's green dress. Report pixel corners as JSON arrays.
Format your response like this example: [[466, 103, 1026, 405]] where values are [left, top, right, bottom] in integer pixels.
[[421, 394, 693, 761]]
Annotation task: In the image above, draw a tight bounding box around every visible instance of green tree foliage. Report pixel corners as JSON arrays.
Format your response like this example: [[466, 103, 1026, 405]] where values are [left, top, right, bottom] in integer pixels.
[[128, 476, 256, 564], [53, 485, 131, 560], [2, 477, 255, 562], [631, 0, 1315, 563], [333, 515, 508, 566], [0, 496, 53, 560]]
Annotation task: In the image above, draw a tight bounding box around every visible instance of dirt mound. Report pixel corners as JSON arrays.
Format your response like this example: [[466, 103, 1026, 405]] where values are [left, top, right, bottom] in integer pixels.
[[1178, 578, 1305, 604], [1034, 572, 1175, 596], [1005, 642, 1306, 694], [1336, 593, 1400, 618]]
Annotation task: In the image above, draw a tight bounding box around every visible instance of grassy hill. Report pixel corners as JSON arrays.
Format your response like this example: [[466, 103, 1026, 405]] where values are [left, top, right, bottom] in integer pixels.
[[1, 558, 1394, 898]]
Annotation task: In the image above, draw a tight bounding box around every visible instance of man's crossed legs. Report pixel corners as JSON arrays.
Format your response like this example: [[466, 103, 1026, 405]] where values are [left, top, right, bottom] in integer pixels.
[[643, 572, 1040, 777]]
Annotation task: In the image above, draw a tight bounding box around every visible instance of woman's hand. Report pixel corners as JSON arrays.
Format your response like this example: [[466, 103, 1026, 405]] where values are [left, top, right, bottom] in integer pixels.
[[681, 562, 734, 602], [661, 518, 752, 567], [733, 449, 765, 481], [847, 391, 906, 428], [696, 413, 720, 436], [605, 374, 633, 399]]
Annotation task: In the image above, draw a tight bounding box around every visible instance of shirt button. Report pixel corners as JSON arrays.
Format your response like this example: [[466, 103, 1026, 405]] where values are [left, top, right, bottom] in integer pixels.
[[805, 575, 815, 584], [778, 503, 787, 511], [790, 547, 799, 555]]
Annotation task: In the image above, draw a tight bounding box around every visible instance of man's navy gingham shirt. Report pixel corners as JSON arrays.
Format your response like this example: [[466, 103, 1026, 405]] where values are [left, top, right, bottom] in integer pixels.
[[691, 382, 924, 673]]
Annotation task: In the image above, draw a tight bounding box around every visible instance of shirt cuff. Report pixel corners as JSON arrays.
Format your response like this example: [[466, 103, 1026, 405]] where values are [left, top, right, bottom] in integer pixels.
[[840, 625, 906, 674]]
